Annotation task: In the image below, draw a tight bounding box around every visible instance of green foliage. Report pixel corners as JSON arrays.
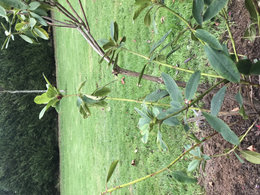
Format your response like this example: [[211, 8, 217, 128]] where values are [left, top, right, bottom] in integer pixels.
[[185, 71, 201, 101], [106, 160, 119, 183], [192, 0, 204, 25], [171, 171, 197, 184], [239, 150, 260, 164], [210, 86, 227, 116], [0, 31, 58, 194]]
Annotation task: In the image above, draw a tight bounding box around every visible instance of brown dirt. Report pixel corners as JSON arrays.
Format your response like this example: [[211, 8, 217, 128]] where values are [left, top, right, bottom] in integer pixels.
[[198, 1, 260, 195]]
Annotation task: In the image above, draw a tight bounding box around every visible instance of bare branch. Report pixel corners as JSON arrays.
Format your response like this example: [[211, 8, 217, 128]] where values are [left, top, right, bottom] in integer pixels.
[[78, 0, 90, 31]]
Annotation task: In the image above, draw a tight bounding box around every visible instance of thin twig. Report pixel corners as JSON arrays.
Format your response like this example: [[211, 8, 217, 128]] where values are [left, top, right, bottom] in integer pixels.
[[65, 0, 85, 26], [78, 0, 90, 31]]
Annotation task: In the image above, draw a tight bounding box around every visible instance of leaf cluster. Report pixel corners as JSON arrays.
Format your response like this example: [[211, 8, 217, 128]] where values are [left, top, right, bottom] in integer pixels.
[[0, 0, 49, 49]]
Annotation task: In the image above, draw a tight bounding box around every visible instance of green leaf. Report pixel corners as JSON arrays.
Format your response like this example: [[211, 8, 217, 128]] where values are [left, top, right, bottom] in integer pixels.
[[79, 103, 91, 119], [145, 89, 168, 102], [236, 59, 253, 75], [135, 0, 151, 5], [39, 105, 47, 119], [106, 160, 119, 183], [99, 50, 112, 64], [34, 93, 50, 104], [98, 39, 109, 47], [204, 45, 240, 82], [192, 0, 204, 25], [239, 106, 248, 120], [19, 34, 33, 44], [133, 3, 149, 20], [30, 12, 47, 26], [102, 41, 115, 50], [244, 25, 257, 42], [202, 112, 240, 145], [78, 80, 87, 92], [204, 0, 213, 5], [195, 29, 222, 50], [144, 11, 151, 27], [239, 150, 260, 164], [0, 5, 7, 18], [0, 0, 28, 9], [92, 87, 111, 97], [15, 23, 25, 31], [138, 64, 147, 86], [135, 107, 150, 119], [234, 151, 245, 164], [161, 73, 183, 104], [29, 1, 41, 11], [210, 86, 227, 116], [203, 0, 228, 21], [245, 0, 258, 22], [250, 61, 260, 75], [34, 26, 49, 40], [157, 130, 168, 152], [150, 29, 172, 54], [163, 117, 179, 126], [29, 18, 37, 29], [235, 92, 243, 107], [185, 71, 201, 101], [172, 171, 197, 183], [111, 22, 118, 42], [141, 130, 149, 143], [187, 160, 200, 172]]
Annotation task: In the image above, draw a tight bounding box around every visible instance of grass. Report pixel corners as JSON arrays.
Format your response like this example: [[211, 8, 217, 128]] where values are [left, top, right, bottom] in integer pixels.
[[54, 0, 226, 194]]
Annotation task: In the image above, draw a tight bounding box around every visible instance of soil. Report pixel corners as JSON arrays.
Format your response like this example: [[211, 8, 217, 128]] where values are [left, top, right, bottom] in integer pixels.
[[198, 1, 260, 195]]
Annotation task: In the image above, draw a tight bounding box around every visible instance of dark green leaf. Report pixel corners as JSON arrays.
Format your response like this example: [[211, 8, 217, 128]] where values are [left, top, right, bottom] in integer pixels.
[[239, 106, 248, 120], [102, 41, 115, 50], [110, 22, 118, 42], [138, 64, 147, 86], [135, 0, 151, 5], [202, 112, 240, 145], [106, 160, 119, 183], [245, 0, 258, 22], [239, 150, 260, 164], [204, 0, 213, 5], [133, 3, 149, 20], [195, 29, 222, 50], [78, 80, 87, 92], [187, 160, 200, 172], [98, 39, 109, 47], [81, 95, 105, 105], [145, 89, 168, 102], [236, 59, 252, 75], [210, 86, 227, 116], [92, 87, 111, 97], [150, 29, 172, 54], [119, 36, 126, 44], [203, 0, 228, 22], [192, 0, 204, 25], [99, 50, 112, 64], [250, 61, 260, 75], [204, 45, 240, 82], [144, 11, 151, 27], [234, 151, 245, 163], [185, 71, 201, 101], [172, 171, 197, 183]]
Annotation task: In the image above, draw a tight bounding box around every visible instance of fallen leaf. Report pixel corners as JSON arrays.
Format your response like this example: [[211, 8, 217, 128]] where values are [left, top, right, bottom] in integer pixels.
[[131, 160, 136, 166], [231, 107, 240, 112], [160, 16, 165, 24], [247, 145, 257, 152]]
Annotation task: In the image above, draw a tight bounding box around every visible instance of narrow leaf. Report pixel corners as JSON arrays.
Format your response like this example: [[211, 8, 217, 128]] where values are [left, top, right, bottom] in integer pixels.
[[245, 0, 258, 22], [204, 45, 240, 82], [203, 0, 228, 22], [133, 3, 149, 20], [163, 117, 179, 126], [234, 152, 244, 164], [92, 87, 111, 97], [150, 29, 172, 54], [157, 130, 168, 152], [203, 112, 240, 145], [187, 160, 200, 172], [210, 86, 227, 116], [142, 130, 149, 143], [236, 59, 252, 75], [250, 61, 260, 75], [240, 150, 260, 164], [144, 11, 151, 27], [138, 64, 147, 86], [161, 73, 183, 104], [235, 92, 243, 107], [195, 29, 222, 50], [19, 34, 33, 44], [172, 171, 197, 183], [29, 1, 41, 11], [106, 160, 119, 183], [34, 26, 49, 40], [39, 105, 47, 119], [145, 89, 168, 102], [192, 0, 204, 25], [185, 71, 201, 101]]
